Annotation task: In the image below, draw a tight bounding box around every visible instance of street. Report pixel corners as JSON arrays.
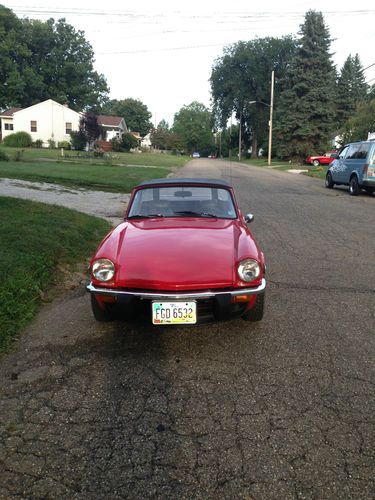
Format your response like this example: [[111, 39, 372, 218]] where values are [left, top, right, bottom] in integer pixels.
[[1, 159, 374, 499]]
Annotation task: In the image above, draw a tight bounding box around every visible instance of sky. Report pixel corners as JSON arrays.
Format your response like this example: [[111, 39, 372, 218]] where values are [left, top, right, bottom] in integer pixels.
[[5, 0, 375, 126]]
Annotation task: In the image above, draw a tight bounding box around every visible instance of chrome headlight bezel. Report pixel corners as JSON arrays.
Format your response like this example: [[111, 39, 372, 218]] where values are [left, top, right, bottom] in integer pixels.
[[92, 259, 115, 282], [237, 259, 261, 282]]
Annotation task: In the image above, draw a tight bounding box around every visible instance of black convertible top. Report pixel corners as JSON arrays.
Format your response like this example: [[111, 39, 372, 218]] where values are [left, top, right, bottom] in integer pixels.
[[138, 178, 231, 188]]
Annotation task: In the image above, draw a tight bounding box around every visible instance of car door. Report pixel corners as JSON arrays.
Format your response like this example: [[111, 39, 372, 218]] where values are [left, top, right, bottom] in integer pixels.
[[339, 144, 361, 184], [331, 146, 349, 183]]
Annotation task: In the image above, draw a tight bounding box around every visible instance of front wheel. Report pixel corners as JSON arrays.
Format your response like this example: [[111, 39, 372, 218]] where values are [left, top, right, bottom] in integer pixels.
[[90, 294, 114, 322], [349, 176, 360, 196], [242, 293, 265, 322], [325, 172, 334, 189], [312, 159, 320, 167]]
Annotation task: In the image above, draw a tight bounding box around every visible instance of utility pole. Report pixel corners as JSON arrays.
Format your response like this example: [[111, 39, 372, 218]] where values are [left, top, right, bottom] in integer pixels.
[[238, 109, 242, 162], [268, 70, 274, 167]]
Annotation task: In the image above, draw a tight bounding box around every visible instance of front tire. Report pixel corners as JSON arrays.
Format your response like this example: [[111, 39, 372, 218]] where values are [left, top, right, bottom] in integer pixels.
[[349, 176, 360, 196], [312, 159, 320, 167], [325, 172, 334, 189], [242, 293, 265, 322], [90, 294, 114, 322]]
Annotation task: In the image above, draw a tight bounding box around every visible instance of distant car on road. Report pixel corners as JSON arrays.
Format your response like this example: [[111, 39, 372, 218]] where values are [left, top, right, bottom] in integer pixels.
[[192, 152, 200, 158], [325, 140, 375, 196], [306, 151, 337, 167]]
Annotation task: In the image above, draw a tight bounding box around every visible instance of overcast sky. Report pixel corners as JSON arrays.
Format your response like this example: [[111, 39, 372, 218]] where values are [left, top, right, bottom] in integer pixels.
[[6, 0, 375, 126]]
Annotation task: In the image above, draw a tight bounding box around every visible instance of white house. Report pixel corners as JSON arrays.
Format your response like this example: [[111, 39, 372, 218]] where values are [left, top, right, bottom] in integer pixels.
[[97, 115, 127, 141], [0, 99, 81, 146]]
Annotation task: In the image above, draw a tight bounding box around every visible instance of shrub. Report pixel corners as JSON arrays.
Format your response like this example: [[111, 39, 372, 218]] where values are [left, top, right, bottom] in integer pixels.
[[32, 139, 43, 148], [3, 131, 32, 147], [58, 141, 71, 150], [111, 133, 138, 152], [70, 130, 86, 151], [13, 150, 24, 162], [0, 150, 10, 161], [48, 138, 56, 149]]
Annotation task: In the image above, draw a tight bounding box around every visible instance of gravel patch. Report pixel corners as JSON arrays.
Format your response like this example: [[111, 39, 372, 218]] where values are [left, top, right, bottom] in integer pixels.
[[0, 178, 130, 225]]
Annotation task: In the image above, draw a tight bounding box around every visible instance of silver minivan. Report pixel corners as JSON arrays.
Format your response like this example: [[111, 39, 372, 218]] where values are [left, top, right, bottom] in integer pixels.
[[325, 141, 375, 195]]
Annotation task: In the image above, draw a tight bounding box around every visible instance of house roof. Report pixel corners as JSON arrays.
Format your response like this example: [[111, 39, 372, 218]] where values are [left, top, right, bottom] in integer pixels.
[[0, 107, 23, 117], [97, 115, 124, 127]]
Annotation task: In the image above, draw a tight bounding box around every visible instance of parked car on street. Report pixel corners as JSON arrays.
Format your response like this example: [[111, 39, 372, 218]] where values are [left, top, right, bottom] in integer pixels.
[[325, 140, 375, 195], [192, 152, 200, 158], [87, 178, 266, 325], [305, 151, 337, 167]]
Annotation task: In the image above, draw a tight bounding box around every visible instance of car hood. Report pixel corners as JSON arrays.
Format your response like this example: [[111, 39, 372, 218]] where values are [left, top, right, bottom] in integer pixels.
[[96, 218, 260, 290]]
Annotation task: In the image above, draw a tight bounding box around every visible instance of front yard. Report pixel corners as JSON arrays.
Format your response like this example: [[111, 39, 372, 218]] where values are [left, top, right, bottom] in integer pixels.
[[0, 197, 111, 351], [0, 148, 189, 192]]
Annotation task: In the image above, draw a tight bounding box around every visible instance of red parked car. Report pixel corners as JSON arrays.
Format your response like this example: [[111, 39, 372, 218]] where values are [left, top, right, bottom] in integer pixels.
[[87, 178, 266, 325], [306, 151, 337, 167]]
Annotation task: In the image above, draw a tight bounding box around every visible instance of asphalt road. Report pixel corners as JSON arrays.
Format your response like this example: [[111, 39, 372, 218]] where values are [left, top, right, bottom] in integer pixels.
[[1, 160, 374, 499]]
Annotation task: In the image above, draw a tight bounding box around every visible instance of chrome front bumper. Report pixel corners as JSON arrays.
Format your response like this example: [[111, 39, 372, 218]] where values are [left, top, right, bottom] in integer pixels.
[[86, 278, 266, 300]]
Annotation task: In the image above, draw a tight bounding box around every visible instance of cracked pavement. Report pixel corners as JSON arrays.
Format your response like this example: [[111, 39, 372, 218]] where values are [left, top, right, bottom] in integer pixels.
[[0, 160, 374, 498]]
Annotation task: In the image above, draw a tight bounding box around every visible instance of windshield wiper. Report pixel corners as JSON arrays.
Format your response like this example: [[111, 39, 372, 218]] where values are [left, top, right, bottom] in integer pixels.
[[128, 213, 164, 219], [173, 210, 217, 218]]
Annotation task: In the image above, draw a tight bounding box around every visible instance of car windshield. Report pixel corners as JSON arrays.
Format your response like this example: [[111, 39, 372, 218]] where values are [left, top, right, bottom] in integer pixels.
[[128, 185, 237, 219]]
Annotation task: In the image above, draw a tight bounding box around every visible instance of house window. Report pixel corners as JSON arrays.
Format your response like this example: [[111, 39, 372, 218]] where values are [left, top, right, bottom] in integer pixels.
[[65, 122, 72, 134], [4, 123, 13, 130], [30, 120, 37, 132]]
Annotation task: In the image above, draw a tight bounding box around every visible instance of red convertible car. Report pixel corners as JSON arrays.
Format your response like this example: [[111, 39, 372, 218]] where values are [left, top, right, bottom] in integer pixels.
[[305, 151, 337, 167], [87, 178, 266, 325]]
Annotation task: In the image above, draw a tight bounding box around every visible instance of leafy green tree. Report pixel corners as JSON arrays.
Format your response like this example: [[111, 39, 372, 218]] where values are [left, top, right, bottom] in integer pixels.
[[340, 99, 375, 144], [150, 120, 171, 150], [101, 98, 152, 137], [273, 11, 337, 158], [210, 36, 296, 157], [336, 54, 368, 129], [0, 5, 108, 110], [172, 101, 215, 155], [79, 113, 101, 148]]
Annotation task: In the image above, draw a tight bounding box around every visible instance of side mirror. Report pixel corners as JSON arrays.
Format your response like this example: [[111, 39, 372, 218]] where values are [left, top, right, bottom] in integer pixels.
[[244, 213, 254, 224]]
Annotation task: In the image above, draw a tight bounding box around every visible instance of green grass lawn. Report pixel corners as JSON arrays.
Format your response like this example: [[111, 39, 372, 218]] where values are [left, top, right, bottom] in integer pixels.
[[0, 146, 189, 168], [0, 161, 173, 193], [0, 147, 189, 192], [0, 197, 111, 351]]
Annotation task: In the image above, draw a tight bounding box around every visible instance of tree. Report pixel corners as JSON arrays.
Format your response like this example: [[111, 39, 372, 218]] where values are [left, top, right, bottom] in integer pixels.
[[340, 99, 375, 144], [111, 133, 139, 152], [101, 98, 152, 137], [150, 120, 170, 150], [336, 54, 368, 129], [273, 11, 337, 158], [172, 101, 215, 155], [210, 36, 296, 157], [0, 5, 109, 111], [79, 113, 101, 148]]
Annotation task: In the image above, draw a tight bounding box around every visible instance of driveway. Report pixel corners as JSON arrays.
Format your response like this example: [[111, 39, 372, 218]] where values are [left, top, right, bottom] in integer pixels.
[[0, 160, 374, 499], [0, 178, 130, 225]]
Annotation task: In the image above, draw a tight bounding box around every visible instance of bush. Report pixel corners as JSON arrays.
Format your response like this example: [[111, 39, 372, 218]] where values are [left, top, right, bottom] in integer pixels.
[[70, 130, 86, 151], [111, 133, 139, 152], [32, 139, 43, 148], [58, 141, 71, 150], [48, 138, 56, 149], [3, 131, 32, 147], [0, 150, 10, 161], [13, 150, 24, 162]]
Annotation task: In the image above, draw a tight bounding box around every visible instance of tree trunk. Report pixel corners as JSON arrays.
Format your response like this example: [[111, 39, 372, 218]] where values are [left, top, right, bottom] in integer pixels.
[[251, 134, 258, 158]]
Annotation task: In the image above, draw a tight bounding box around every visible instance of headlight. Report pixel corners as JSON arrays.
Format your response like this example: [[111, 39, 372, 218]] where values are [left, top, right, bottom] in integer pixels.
[[92, 259, 115, 282], [237, 259, 260, 282]]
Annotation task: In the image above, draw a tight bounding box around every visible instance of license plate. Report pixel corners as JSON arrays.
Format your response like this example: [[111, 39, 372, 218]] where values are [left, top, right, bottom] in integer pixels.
[[152, 301, 197, 325]]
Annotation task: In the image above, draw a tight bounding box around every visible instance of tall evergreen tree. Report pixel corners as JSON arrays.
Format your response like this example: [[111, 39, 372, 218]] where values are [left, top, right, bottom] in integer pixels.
[[273, 11, 337, 158], [336, 54, 368, 129]]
